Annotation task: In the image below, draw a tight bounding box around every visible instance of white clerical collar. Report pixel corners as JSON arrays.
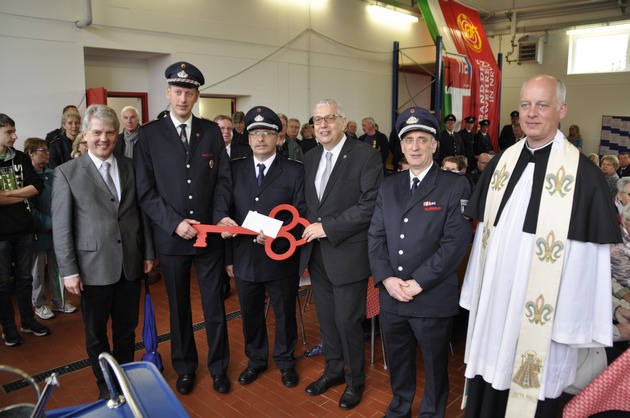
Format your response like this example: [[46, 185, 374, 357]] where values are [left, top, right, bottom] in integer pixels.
[[524, 130, 565, 152]]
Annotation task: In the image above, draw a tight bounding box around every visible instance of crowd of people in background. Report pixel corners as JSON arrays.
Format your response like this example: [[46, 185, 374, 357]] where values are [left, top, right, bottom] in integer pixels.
[[2, 69, 630, 418]]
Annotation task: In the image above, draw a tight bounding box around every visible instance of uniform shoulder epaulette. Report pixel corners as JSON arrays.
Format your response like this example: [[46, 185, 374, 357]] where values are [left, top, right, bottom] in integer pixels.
[[230, 156, 248, 162], [286, 157, 304, 165], [142, 118, 161, 127]]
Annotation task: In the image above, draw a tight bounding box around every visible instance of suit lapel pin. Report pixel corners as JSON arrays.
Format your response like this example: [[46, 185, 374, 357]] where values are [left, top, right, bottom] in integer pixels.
[[209, 160, 214, 169]]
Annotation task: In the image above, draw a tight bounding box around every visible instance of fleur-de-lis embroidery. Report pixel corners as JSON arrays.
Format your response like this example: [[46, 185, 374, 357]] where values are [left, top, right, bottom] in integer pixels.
[[490, 164, 509, 191], [545, 165, 575, 197], [482, 223, 491, 249], [525, 294, 554, 325], [535, 230, 564, 263]]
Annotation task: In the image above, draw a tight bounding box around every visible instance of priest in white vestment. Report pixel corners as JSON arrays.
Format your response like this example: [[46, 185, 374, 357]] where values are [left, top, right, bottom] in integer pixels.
[[460, 75, 621, 418]]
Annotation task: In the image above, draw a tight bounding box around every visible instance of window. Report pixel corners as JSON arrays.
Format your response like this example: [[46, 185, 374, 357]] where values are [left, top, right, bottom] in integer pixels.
[[567, 22, 630, 74]]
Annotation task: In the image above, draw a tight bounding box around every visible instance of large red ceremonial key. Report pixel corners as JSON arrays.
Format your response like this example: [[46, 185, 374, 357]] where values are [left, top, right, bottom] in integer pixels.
[[192, 204, 310, 261]]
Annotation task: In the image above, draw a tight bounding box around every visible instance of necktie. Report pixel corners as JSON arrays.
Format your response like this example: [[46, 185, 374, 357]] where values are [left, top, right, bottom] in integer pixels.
[[257, 163, 265, 188], [99, 161, 119, 204], [411, 177, 420, 195], [179, 124, 188, 153], [319, 152, 333, 201]]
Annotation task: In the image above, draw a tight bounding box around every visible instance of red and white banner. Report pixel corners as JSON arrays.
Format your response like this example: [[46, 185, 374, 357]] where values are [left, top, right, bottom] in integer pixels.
[[417, 0, 501, 150]]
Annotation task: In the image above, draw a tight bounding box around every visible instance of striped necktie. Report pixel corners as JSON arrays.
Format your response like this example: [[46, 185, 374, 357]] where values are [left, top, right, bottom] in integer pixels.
[[99, 161, 119, 205], [179, 124, 188, 153]]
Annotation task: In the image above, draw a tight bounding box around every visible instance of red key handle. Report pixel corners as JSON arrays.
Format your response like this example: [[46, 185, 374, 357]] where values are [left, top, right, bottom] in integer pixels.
[[191, 204, 310, 261]]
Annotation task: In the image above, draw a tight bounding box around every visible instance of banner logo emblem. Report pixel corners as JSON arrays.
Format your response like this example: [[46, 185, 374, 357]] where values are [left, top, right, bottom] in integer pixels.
[[457, 13, 482, 52]]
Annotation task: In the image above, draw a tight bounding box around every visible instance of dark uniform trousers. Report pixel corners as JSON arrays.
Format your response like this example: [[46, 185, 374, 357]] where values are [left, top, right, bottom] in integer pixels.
[[381, 313, 453, 418], [308, 241, 368, 387], [235, 275, 299, 370], [159, 249, 229, 378]]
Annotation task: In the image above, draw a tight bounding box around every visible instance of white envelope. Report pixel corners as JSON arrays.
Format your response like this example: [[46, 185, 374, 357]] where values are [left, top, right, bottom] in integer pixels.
[[241, 211, 283, 238]]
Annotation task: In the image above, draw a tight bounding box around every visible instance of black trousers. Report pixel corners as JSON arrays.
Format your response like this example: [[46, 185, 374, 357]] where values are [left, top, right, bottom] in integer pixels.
[[234, 275, 299, 370], [380, 312, 453, 418], [0, 234, 36, 328], [464, 375, 560, 418], [81, 274, 140, 390], [308, 242, 367, 387], [160, 250, 229, 377]]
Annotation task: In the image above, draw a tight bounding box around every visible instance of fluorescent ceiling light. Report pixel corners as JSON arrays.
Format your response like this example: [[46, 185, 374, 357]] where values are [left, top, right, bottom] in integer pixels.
[[368, 3, 419, 24]]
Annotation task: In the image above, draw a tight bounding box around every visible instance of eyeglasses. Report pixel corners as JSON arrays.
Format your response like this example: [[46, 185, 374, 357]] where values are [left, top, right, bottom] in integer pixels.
[[35, 148, 49, 153], [249, 131, 278, 138], [312, 114, 342, 125]]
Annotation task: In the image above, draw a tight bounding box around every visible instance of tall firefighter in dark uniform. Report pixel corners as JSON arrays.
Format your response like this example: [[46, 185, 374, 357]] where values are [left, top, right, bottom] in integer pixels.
[[459, 115, 476, 172], [224, 106, 305, 389], [368, 107, 472, 418], [437, 113, 463, 164], [134, 61, 234, 396]]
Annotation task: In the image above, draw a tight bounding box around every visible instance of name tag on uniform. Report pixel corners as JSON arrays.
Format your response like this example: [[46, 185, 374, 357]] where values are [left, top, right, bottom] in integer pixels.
[[423, 201, 442, 211]]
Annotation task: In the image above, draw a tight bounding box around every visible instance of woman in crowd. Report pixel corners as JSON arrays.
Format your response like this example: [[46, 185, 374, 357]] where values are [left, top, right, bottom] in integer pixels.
[[24, 137, 76, 319], [298, 122, 317, 154], [70, 133, 87, 158], [567, 124, 583, 149], [602, 155, 620, 198], [611, 203, 630, 288], [48, 110, 81, 168]]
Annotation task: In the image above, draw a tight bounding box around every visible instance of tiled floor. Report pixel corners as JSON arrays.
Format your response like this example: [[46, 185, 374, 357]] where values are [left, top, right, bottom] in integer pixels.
[[0, 273, 471, 417]]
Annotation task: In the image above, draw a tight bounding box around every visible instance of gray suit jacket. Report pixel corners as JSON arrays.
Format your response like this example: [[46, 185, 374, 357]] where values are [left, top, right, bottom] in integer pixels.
[[52, 154, 154, 286]]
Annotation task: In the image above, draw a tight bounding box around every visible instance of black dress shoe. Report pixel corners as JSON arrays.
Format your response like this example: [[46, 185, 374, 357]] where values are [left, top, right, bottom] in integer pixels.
[[339, 384, 364, 410], [304, 374, 345, 396], [237, 366, 266, 385], [176, 373, 195, 395], [213, 374, 231, 394], [280, 368, 298, 388]]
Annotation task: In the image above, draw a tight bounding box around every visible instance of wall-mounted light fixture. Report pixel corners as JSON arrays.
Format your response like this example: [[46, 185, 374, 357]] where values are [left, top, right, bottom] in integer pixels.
[[367, 3, 419, 25]]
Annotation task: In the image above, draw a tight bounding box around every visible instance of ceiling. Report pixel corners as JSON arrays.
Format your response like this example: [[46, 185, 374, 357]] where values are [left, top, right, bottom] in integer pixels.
[[389, 0, 629, 35]]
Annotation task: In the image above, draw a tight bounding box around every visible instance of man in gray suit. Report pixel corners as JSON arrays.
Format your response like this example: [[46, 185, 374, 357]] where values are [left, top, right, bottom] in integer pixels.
[[52, 104, 154, 399]]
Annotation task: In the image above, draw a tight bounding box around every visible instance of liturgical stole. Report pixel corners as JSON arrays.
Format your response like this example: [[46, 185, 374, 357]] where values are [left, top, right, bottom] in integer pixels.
[[474, 138, 579, 418]]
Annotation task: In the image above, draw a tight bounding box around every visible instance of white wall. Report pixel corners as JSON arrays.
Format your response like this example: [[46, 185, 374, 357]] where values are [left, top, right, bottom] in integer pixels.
[[490, 30, 630, 155], [0, 0, 434, 149], [3, 1, 626, 153]]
